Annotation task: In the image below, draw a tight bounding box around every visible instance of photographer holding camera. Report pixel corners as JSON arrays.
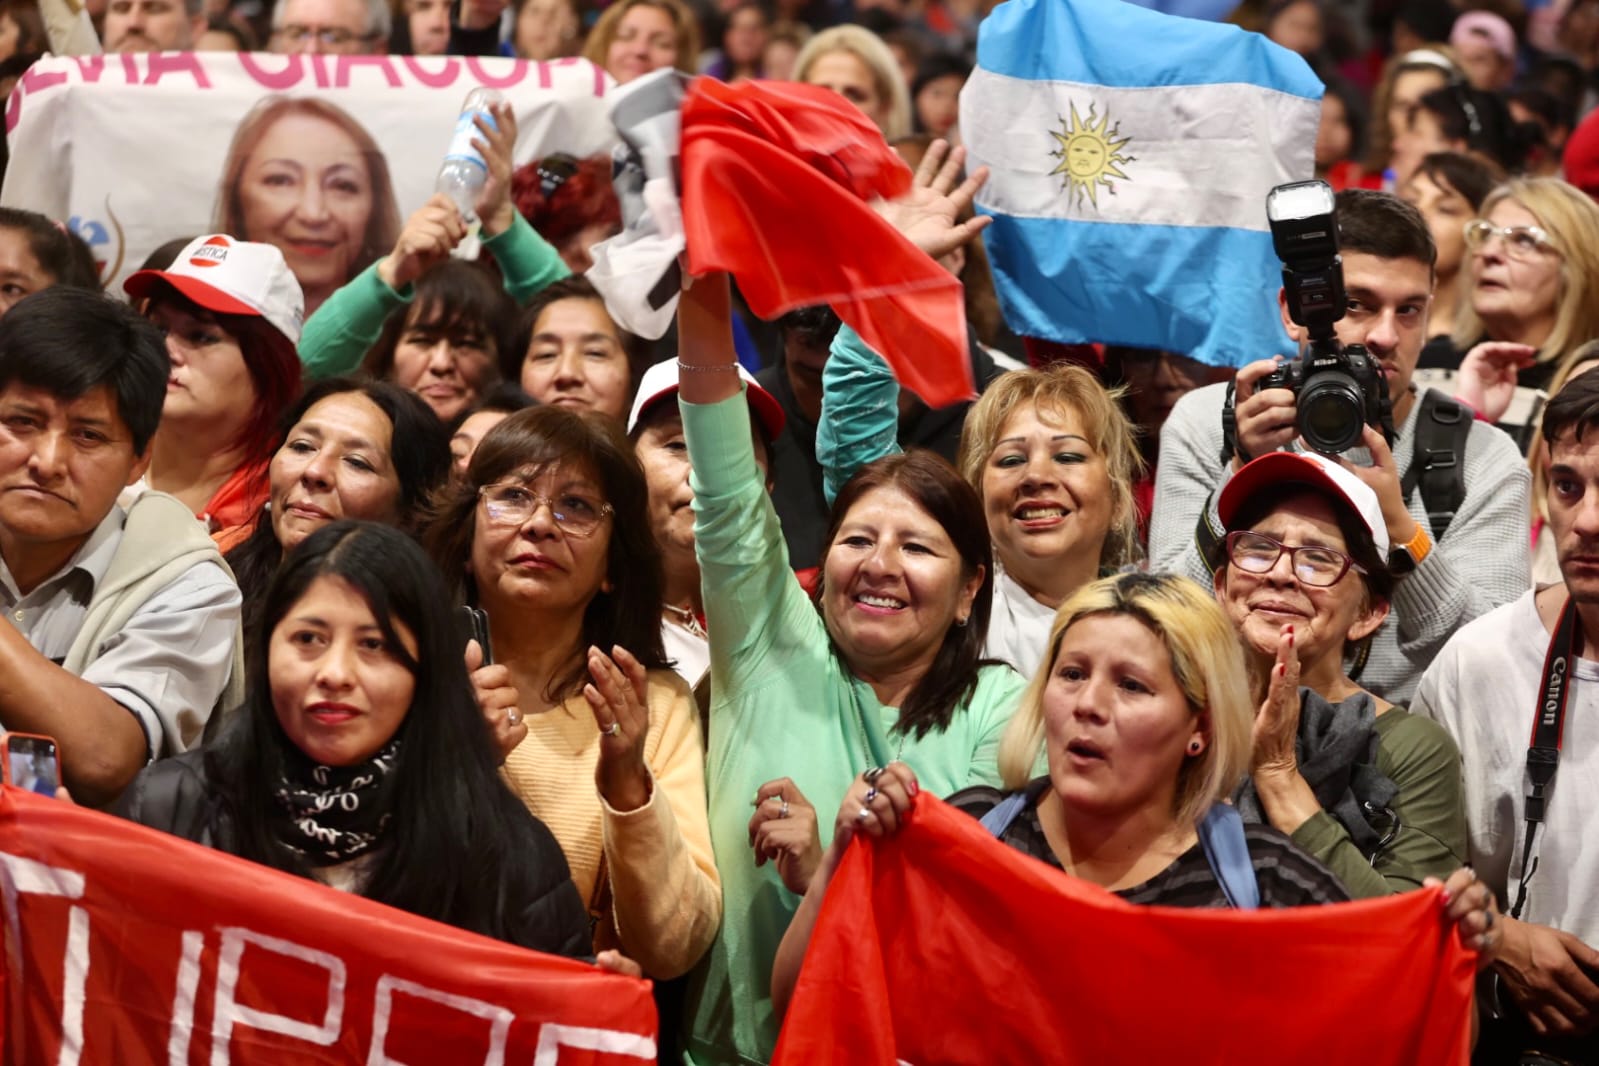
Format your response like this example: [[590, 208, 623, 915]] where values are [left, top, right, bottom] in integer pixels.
[[1148, 188, 1530, 703]]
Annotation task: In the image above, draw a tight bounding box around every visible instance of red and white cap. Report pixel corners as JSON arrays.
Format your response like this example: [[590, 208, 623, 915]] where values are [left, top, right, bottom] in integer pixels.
[[1218, 451, 1389, 557], [123, 234, 305, 354], [627, 357, 786, 441]]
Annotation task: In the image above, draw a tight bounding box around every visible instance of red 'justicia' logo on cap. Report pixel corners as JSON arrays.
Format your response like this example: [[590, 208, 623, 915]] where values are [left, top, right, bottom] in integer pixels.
[[189, 235, 231, 269]]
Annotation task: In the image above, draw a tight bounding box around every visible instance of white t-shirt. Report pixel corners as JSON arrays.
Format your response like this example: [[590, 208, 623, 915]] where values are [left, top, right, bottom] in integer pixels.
[[983, 566, 1057, 681], [662, 617, 710, 693], [1413, 589, 1599, 944]]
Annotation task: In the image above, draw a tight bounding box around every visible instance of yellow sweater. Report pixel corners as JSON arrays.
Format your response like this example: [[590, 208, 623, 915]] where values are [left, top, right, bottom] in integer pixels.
[[501, 669, 722, 979]]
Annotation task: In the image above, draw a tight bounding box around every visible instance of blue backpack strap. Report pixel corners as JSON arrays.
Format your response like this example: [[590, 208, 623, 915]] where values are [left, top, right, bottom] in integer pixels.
[[979, 779, 1050, 837], [1197, 803, 1260, 910], [979, 791, 1031, 837]]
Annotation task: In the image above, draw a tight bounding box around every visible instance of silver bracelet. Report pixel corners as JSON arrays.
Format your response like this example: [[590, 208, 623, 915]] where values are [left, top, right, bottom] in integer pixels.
[[675, 359, 740, 373]]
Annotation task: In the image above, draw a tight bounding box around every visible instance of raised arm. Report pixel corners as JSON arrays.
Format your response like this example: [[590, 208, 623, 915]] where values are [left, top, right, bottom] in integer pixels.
[[679, 273, 821, 685], [298, 104, 567, 379], [817, 325, 902, 507]]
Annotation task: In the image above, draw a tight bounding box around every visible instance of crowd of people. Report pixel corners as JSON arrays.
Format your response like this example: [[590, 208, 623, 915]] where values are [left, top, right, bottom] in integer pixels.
[[0, 0, 1596, 1062]]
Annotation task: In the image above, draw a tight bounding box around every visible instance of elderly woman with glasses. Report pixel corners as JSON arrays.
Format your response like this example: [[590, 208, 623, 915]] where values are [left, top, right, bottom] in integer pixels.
[[1450, 178, 1599, 453], [423, 405, 721, 980], [1210, 452, 1469, 899]]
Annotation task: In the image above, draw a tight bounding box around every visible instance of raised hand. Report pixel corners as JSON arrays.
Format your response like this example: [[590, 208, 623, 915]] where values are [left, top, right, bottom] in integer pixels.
[[1250, 625, 1301, 778], [585, 645, 653, 813], [472, 100, 519, 238], [1453, 341, 1537, 423], [872, 138, 992, 262], [377, 194, 467, 291]]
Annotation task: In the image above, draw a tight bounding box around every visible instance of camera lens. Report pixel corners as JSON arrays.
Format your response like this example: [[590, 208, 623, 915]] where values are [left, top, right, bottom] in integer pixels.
[[1299, 372, 1365, 455]]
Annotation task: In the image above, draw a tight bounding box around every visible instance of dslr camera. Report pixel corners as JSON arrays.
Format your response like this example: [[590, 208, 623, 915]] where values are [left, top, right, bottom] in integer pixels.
[[1255, 180, 1394, 456]]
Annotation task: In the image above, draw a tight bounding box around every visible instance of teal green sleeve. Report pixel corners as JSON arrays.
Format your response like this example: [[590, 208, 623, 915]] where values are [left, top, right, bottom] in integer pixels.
[[816, 323, 902, 507], [485, 211, 570, 304], [297, 261, 410, 380], [683, 389, 826, 692], [296, 214, 568, 381], [1289, 710, 1468, 898]]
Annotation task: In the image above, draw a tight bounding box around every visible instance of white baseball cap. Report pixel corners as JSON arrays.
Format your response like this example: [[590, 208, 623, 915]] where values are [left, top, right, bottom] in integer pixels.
[[626, 357, 785, 441], [1218, 451, 1390, 558], [124, 234, 305, 357]]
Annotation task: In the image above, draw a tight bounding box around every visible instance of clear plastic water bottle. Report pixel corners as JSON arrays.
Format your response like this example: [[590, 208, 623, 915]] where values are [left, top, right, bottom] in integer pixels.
[[436, 87, 507, 223]]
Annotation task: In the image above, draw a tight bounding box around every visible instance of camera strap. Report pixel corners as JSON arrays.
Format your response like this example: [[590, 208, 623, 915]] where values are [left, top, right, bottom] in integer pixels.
[[1399, 391, 1470, 542], [1509, 596, 1580, 921]]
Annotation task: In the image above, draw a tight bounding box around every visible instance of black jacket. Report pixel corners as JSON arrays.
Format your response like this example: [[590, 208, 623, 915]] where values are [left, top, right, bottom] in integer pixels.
[[114, 750, 592, 959]]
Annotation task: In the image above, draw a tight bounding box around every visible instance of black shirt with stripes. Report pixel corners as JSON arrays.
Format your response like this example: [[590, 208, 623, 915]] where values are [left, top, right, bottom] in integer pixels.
[[949, 780, 1350, 908]]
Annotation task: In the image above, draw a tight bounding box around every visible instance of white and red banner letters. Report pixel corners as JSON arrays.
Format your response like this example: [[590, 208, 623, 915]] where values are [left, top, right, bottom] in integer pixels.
[[0, 787, 657, 1065], [0, 52, 620, 293]]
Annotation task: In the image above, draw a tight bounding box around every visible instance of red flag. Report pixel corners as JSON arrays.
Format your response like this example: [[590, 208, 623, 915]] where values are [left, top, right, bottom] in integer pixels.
[[0, 787, 658, 1065], [680, 77, 975, 408], [774, 795, 1474, 1065]]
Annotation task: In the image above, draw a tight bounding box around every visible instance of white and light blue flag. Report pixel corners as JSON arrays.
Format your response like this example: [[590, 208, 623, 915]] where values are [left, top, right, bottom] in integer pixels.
[[962, 0, 1323, 368]]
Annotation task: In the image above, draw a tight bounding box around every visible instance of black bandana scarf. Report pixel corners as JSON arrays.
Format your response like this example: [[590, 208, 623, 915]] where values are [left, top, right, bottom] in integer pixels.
[[271, 737, 402, 866]]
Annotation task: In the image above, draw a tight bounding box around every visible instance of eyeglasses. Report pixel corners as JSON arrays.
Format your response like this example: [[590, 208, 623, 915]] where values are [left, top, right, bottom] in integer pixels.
[[478, 484, 613, 537], [273, 24, 377, 48], [1463, 220, 1559, 261], [1225, 531, 1364, 588]]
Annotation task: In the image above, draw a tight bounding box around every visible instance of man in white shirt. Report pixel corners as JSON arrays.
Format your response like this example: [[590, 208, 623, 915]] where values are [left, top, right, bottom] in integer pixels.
[[0, 289, 240, 806], [1414, 371, 1599, 1057]]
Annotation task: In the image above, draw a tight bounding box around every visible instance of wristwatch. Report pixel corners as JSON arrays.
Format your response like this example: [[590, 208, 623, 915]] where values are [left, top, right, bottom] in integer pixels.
[[1387, 526, 1433, 576]]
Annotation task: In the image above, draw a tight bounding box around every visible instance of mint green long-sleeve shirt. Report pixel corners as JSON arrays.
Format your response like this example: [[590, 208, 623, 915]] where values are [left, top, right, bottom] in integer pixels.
[[680, 388, 1025, 1066]]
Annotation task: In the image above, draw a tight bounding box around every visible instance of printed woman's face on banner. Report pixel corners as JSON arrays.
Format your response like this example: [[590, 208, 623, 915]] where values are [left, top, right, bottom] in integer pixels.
[[234, 111, 376, 305]]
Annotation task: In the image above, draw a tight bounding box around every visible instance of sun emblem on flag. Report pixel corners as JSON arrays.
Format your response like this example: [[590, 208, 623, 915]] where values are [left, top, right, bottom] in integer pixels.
[[1049, 102, 1135, 209]]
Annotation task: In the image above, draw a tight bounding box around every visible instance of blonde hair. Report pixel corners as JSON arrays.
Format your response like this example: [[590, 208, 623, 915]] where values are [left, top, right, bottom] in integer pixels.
[[1455, 179, 1599, 377], [213, 96, 400, 290], [955, 365, 1145, 570], [996, 573, 1254, 829], [581, 0, 699, 79], [793, 25, 912, 142]]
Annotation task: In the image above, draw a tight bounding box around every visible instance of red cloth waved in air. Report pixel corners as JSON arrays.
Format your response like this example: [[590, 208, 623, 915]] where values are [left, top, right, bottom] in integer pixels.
[[681, 77, 975, 408]]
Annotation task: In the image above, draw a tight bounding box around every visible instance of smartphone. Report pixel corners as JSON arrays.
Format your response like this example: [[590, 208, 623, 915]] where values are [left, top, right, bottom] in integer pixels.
[[2, 733, 59, 797], [461, 606, 493, 666]]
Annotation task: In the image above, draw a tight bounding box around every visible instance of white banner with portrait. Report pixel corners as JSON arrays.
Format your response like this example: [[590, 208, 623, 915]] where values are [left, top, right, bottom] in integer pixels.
[[0, 52, 620, 304]]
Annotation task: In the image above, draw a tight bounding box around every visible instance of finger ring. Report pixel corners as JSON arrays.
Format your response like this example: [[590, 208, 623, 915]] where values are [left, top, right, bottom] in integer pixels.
[[864, 787, 878, 804], [864, 766, 884, 783], [508, 710, 520, 726], [1484, 909, 1495, 930], [857, 806, 871, 822], [779, 801, 789, 819], [602, 722, 621, 737]]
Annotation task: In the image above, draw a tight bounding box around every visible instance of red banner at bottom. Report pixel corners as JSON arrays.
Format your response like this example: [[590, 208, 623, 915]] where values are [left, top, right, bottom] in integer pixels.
[[0, 787, 657, 1065], [776, 795, 1475, 1065]]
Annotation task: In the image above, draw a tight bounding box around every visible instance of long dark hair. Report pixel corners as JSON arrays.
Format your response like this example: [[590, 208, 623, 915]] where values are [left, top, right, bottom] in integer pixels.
[[204, 521, 560, 942], [815, 449, 996, 740], [423, 405, 668, 701], [225, 378, 451, 611]]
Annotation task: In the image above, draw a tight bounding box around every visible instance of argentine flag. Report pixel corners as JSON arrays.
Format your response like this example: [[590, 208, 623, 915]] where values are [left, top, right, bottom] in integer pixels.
[[962, 0, 1323, 369]]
